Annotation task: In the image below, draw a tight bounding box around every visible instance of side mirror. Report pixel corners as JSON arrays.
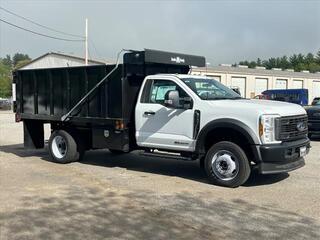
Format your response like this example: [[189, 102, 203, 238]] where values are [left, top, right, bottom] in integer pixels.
[[164, 90, 180, 108]]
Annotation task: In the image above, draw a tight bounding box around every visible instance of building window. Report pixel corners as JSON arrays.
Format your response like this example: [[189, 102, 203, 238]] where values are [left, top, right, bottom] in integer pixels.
[[231, 76, 246, 97], [275, 79, 288, 89], [255, 78, 268, 95], [292, 79, 303, 89]]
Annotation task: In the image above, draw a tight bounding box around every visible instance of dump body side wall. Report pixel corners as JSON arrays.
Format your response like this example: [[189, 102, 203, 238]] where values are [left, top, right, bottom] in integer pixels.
[[15, 65, 122, 120]]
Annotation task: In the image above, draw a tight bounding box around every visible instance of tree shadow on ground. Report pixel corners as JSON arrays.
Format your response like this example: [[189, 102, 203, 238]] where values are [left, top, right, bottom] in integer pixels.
[[0, 144, 290, 187], [0, 186, 319, 240]]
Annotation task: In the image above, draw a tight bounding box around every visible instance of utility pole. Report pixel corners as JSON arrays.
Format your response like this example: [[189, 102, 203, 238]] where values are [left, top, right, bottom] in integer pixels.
[[85, 18, 88, 65]]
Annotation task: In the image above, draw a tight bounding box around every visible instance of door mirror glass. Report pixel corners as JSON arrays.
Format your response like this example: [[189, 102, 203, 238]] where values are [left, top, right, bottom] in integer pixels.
[[165, 90, 180, 108]]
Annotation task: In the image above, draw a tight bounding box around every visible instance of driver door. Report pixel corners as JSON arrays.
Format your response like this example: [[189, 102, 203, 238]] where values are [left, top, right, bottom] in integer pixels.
[[135, 79, 195, 151]]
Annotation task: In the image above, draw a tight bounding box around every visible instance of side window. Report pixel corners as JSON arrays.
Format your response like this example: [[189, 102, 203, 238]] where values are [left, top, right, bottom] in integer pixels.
[[150, 84, 176, 103], [148, 80, 188, 105]]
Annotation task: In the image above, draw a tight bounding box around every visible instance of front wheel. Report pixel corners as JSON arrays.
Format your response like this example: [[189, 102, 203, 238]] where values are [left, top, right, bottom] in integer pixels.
[[204, 141, 251, 188]]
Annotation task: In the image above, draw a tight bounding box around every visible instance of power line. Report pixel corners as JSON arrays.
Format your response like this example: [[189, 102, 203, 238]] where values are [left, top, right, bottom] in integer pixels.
[[0, 18, 84, 42], [89, 39, 103, 60], [0, 6, 84, 39]]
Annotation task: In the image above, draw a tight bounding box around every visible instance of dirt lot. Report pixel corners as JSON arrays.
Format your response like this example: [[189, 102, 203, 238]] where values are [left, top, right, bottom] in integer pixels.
[[0, 111, 319, 240]]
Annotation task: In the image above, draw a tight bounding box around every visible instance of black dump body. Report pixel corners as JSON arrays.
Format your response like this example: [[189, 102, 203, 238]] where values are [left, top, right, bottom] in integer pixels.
[[14, 49, 205, 151]]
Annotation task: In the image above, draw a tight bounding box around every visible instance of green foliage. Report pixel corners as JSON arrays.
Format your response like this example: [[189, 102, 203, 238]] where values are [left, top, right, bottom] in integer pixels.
[[15, 59, 31, 70], [238, 50, 320, 73], [0, 53, 32, 98], [12, 53, 31, 67], [0, 61, 11, 98], [2, 55, 13, 68]]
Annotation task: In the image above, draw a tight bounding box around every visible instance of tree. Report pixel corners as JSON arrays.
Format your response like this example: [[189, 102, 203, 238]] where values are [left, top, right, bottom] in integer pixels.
[[256, 58, 262, 66], [15, 59, 31, 69], [279, 56, 290, 69], [0, 61, 11, 98], [236, 50, 320, 72], [316, 51, 320, 64], [289, 54, 299, 68], [0, 52, 31, 98], [2, 55, 12, 68], [12, 53, 30, 67], [305, 53, 314, 65], [308, 62, 320, 73]]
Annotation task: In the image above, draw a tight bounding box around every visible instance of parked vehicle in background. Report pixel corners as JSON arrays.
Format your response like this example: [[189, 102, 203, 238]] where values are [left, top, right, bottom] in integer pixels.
[[0, 98, 12, 110], [311, 97, 320, 106], [230, 86, 241, 96], [305, 104, 320, 137], [254, 94, 268, 100], [262, 89, 309, 106], [13, 49, 310, 188]]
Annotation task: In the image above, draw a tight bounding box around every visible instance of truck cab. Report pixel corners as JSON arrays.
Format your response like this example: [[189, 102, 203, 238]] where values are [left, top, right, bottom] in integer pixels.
[[135, 74, 310, 187]]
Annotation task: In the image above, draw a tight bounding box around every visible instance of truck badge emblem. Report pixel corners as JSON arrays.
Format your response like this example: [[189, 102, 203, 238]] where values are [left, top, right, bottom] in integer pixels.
[[296, 122, 306, 132], [104, 130, 109, 138], [171, 56, 185, 64]]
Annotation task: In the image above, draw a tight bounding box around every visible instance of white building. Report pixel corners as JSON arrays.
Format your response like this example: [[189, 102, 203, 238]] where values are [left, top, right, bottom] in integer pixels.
[[192, 65, 320, 104], [18, 52, 106, 70]]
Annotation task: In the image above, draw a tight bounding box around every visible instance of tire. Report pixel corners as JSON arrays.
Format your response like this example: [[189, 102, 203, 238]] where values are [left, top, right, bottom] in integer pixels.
[[109, 149, 124, 154], [204, 141, 251, 188], [48, 130, 81, 163], [308, 133, 312, 139]]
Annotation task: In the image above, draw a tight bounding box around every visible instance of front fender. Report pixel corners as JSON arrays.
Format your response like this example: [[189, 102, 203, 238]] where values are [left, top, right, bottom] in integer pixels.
[[195, 118, 260, 154]]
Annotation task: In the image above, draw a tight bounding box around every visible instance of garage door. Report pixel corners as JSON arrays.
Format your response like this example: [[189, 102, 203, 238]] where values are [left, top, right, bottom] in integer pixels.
[[231, 77, 246, 97], [275, 79, 287, 89], [293, 80, 303, 89], [255, 78, 268, 95], [312, 81, 320, 100], [211, 76, 221, 82]]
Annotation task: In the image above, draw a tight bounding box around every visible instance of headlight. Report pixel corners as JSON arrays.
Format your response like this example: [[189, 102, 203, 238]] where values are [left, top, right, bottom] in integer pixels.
[[259, 114, 281, 144]]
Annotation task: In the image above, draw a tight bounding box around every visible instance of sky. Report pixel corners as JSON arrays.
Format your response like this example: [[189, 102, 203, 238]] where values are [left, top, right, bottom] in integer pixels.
[[0, 0, 319, 65]]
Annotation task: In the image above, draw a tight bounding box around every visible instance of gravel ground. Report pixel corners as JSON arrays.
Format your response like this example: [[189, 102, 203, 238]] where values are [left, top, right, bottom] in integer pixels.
[[0, 111, 319, 240]]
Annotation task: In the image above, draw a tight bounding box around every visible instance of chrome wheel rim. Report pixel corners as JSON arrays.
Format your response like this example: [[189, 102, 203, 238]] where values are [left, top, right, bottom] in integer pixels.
[[51, 136, 67, 159], [211, 150, 239, 181]]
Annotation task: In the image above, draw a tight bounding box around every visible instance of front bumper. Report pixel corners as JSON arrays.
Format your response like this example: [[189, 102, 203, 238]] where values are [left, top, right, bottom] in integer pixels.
[[253, 138, 310, 174]]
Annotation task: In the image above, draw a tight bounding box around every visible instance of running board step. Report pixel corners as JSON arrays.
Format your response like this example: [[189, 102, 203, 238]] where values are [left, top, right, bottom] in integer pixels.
[[140, 151, 194, 161]]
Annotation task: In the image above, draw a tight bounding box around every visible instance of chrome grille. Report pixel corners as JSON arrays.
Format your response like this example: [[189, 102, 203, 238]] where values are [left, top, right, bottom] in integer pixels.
[[276, 115, 308, 141]]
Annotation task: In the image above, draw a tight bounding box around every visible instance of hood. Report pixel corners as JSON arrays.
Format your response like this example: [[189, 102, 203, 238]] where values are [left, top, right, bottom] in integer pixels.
[[207, 99, 306, 117]]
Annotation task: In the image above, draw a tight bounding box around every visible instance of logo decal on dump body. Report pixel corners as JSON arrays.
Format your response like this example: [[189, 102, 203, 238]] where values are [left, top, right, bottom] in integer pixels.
[[171, 57, 185, 64]]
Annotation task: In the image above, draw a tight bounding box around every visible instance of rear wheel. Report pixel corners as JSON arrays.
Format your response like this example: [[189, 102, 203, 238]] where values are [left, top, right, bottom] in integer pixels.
[[48, 130, 82, 163], [204, 141, 251, 188]]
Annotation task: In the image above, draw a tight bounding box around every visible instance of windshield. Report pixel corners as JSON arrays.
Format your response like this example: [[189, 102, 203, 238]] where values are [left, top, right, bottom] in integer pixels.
[[181, 77, 242, 100], [313, 99, 320, 105]]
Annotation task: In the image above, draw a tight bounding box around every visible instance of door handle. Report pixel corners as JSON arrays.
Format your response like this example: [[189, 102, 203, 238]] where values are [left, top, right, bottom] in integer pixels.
[[144, 111, 155, 115]]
